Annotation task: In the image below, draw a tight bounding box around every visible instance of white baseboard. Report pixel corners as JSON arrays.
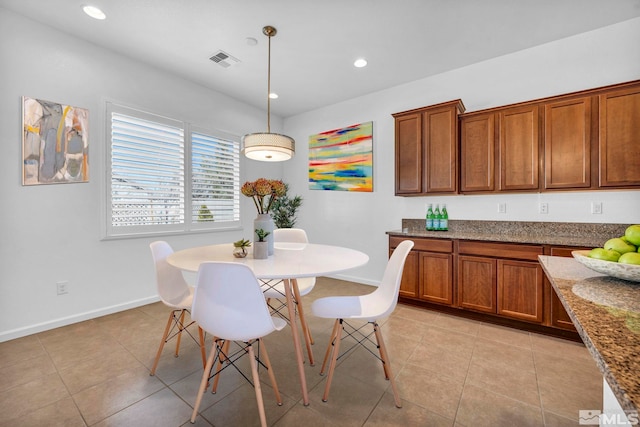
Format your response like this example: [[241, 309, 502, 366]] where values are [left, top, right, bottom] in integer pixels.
[[0, 296, 160, 343], [329, 273, 379, 287], [1, 275, 375, 343]]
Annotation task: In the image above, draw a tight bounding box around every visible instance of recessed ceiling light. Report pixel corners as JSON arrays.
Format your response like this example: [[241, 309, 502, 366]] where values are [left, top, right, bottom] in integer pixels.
[[269, 93, 278, 99], [83, 5, 106, 20], [354, 58, 368, 68], [246, 37, 258, 46]]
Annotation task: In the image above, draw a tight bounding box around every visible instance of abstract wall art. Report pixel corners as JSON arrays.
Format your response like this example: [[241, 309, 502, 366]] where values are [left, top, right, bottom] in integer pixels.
[[22, 96, 89, 185], [308, 121, 373, 192]]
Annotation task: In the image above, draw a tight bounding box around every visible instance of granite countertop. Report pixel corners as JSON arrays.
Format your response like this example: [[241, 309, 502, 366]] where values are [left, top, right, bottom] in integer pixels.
[[539, 255, 639, 413], [387, 220, 630, 248]]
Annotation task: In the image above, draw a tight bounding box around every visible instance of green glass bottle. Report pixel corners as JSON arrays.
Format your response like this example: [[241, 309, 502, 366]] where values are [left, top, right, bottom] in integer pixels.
[[426, 204, 434, 231], [433, 204, 441, 231], [441, 203, 449, 231]]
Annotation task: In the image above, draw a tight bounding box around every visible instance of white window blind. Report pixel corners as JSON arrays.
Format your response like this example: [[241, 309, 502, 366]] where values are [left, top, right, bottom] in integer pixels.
[[111, 113, 185, 227], [106, 103, 240, 237]]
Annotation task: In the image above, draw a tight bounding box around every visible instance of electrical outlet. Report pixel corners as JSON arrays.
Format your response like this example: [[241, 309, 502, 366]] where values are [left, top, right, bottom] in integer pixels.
[[56, 281, 69, 295], [539, 203, 549, 214], [498, 203, 506, 213], [592, 202, 603, 214]]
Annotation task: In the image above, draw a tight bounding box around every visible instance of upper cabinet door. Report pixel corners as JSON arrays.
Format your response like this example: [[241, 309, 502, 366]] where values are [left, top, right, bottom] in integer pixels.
[[460, 113, 496, 192], [394, 112, 423, 194], [599, 86, 640, 187], [424, 104, 461, 193], [393, 100, 464, 195], [544, 97, 592, 189], [499, 105, 540, 191]]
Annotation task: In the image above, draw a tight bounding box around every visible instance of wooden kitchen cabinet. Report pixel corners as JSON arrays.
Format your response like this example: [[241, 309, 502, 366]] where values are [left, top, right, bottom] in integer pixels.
[[395, 248, 419, 298], [394, 113, 423, 194], [393, 100, 465, 195], [390, 235, 583, 336], [460, 103, 541, 194], [460, 112, 496, 192], [390, 236, 454, 305], [499, 105, 540, 191], [458, 255, 496, 313], [497, 259, 544, 323], [598, 85, 640, 187], [457, 241, 544, 323], [419, 251, 453, 305], [396, 79, 640, 196], [544, 246, 591, 332], [544, 97, 593, 189]]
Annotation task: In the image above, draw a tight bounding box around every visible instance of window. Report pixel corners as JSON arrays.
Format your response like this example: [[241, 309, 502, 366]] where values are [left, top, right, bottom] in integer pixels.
[[106, 103, 240, 237]]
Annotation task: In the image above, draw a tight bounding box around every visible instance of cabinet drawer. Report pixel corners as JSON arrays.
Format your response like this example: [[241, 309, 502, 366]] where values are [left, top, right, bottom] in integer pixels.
[[390, 236, 452, 253], [458, 241, 543, 261], [549, 246, 591, 257]]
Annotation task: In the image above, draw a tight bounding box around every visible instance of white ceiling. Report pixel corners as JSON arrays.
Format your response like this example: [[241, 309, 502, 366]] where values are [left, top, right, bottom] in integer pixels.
[[2, 0, 639, 117]]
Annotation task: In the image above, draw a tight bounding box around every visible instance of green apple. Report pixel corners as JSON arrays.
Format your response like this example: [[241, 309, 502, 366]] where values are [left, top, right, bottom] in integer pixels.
[[604, 237, 637, 255], [625, 225, 640, 246], [618, 252, 640, 265], [589, 247, 621, 262]]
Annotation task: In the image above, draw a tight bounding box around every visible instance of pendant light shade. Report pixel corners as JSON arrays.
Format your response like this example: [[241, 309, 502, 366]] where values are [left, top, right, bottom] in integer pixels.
[[241, 26, 295, 162], [242, 132, 295, 161]]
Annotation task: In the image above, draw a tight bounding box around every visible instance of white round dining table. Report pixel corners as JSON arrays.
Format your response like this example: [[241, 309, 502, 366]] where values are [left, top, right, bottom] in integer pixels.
[[167, 242, 369, 405], [167, 242, 369, 278]]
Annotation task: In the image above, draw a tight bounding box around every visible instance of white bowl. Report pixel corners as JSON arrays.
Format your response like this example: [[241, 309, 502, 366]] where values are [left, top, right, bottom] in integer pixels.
[[572, 250, 640, 283]]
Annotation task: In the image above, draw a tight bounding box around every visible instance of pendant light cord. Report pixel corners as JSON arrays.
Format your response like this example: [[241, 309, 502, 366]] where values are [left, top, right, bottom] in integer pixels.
[[266, 31, 272, 133]]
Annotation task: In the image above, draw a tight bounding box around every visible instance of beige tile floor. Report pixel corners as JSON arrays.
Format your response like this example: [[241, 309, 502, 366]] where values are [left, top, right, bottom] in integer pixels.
[[0, 278, 603, 426]]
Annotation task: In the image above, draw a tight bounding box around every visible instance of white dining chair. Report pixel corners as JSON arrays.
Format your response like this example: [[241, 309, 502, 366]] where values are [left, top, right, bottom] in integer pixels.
[[311, 239, 414, 408], [260, 228, 316, 362], [190, 262, 286, 426], [149, 241, 206, 376]]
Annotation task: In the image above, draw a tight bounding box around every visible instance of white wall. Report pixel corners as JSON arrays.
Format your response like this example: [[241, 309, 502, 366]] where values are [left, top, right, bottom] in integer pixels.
[[283, 17, 640, 286], [0, 8, 285, 341]]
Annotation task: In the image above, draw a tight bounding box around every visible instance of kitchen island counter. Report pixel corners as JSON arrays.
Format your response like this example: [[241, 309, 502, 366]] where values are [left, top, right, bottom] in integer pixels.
[[539, 255, 639, 414]]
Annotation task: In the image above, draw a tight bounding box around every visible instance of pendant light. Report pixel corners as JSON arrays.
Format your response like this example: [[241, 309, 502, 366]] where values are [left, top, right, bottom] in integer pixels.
[[241, 26, 295, 162]]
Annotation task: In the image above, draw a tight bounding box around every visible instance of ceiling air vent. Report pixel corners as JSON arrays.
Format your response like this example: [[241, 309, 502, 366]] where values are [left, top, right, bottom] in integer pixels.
[[209, 50, 240, 68]]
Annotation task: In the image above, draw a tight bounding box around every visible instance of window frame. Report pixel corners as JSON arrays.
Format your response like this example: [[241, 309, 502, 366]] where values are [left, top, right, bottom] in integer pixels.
[[104, 102, 241, 239]]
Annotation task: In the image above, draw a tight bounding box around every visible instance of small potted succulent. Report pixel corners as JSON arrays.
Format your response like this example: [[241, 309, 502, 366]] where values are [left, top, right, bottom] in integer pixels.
[[253, 228, 270, 259], [232, 238, 251, 258]]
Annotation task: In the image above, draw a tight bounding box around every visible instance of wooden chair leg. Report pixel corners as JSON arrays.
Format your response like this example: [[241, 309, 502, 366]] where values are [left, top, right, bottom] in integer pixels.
[[150, 310, 175, 376], [373, 323, 402, 408], [211, 339, 229, 394], [372, 323, 391, 380], [175, 309, 186, 357], [258, 338, 282, 405], [292, 279, 314, 345], [248, 344, 268, 427], [322, 319, 343, 402], [190, 340, 217, 423], [320, 319, 341, 375], [198, 326, 207, 370], [292, 280, 314, 365]]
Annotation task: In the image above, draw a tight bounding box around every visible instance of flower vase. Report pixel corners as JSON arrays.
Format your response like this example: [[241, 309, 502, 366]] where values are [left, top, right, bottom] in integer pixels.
[[254, 213, 274, 255]]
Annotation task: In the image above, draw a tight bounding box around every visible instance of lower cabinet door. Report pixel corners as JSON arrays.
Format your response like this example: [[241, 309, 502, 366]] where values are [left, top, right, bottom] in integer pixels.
[[458, 255, 496, 313], [550, 284, 577, 331], [419, 252, 453, 305], [397, 249, 419, 299], [497, 259, 544, 323]]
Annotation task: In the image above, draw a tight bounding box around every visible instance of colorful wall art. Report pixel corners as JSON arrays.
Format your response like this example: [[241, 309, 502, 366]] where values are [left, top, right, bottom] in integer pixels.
[[308, 121, 373, 192], [22, 96, 89, 185]]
